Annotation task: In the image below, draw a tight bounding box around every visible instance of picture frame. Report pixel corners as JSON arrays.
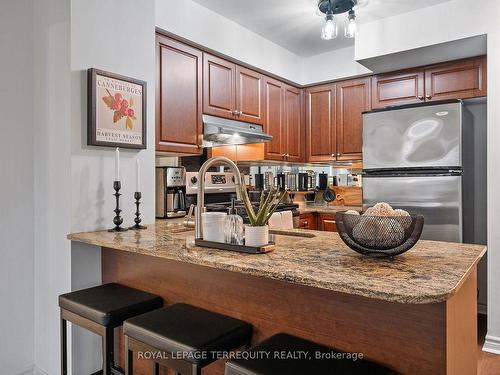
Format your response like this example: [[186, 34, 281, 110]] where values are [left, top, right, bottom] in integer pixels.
[[87, 68, 147, 149]]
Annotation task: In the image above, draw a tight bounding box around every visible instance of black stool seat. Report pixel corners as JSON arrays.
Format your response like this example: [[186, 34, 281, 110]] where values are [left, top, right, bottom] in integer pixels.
[[59, 283, 163, 327], [124, 303, 252, 365], [225, 333, 396, 375]]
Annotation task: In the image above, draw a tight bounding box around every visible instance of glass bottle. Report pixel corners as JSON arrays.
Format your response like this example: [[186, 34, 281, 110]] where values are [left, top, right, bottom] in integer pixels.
[[224, 199, 244, 245]]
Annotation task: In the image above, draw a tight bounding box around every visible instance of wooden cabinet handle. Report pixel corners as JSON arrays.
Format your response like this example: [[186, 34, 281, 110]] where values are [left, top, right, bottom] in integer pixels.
[[418, 95, 424, 100], [426, 95, 432, 100]]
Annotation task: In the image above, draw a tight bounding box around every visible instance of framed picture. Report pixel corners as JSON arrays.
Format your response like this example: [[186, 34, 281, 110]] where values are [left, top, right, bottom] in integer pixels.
[[87, 68, 147, 149]]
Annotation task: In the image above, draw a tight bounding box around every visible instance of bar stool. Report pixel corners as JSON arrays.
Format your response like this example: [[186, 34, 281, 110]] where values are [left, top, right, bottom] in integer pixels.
[[225, 333, 397, 375], [59, 283, 163, 375], [123, 303, 253, 375]]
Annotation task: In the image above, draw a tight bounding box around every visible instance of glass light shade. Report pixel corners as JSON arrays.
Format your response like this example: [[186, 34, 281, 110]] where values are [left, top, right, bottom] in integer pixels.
[[345, 17, 357, 38], [321, 15, 337, 40]]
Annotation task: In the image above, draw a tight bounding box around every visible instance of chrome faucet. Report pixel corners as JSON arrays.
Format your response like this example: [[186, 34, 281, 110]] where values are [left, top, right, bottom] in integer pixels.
[[195, 156, 242, 239]]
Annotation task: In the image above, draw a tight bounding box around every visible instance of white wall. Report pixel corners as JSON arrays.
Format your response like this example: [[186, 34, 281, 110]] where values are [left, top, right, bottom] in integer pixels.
[[301, 45, 371, 85], [355, 0, 491, 62], [69, 0, 157, 372], [155, 0, 303, 83], [0, 1, 35, 373], [33, 0, 72, 374], [353, 0, 500, 354]]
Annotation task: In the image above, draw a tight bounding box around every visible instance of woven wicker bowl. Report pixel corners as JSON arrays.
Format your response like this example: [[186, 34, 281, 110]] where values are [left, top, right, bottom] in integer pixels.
[[335, 211, 424, 257]]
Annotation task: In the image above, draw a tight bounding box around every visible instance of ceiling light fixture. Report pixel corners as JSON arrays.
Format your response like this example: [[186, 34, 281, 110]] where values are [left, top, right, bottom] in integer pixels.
[[317, 0, 358, 40]]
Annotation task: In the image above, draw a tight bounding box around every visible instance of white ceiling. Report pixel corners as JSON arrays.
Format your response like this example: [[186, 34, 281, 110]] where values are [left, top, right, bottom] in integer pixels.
[[192, 0, 453, 57]]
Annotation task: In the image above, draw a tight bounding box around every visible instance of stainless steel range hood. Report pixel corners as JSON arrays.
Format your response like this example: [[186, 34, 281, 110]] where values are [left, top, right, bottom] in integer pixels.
[[202, 114, 272, 147]]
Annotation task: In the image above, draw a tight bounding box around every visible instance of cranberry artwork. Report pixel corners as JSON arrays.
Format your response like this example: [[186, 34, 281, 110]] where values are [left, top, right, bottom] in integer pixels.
[[102, 89, 137, 130]]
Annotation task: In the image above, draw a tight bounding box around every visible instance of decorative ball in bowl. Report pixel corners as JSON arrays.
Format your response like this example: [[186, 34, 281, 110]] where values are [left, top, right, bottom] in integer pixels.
[[335, 203, 424, 257]]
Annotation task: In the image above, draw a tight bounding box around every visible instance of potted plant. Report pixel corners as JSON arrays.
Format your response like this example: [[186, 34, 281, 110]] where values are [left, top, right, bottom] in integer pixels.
[[240, 186, 286, 247]]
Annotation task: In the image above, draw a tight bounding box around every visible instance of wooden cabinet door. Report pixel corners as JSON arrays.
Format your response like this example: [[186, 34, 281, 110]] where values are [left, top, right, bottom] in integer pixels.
[[306, 84, 336, 162], [319, 214, 337, 232], [236, 66, 265, 125], [336, 77, 371, 161], [371, 70, 424, 109], [203, 53, 236, 119], [299, 213, 317, 230], [263, 77, 284, 161], [156, 35, 202, 154], [284, 85, 303, 162], [424, 56, 487, 101]]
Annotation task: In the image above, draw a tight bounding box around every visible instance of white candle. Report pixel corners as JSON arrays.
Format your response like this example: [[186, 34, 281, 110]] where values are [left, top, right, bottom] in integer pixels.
[[135, 159, 140, 192], [114, 147, 120, 181]]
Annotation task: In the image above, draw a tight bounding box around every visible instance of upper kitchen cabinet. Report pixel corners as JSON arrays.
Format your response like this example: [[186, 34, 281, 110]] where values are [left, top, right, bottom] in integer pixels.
[[371, 70, 424, 109], [203, 53, 236, 119], [203, 53, 265, 125], [336, 77, 370, 161], [263, 77, 284, 161], [424, 56, 487, 101], [264, 78, 303, 162], [235, 66, 265, 125], [306, 84, 336, 162], [156, 34, 202, 154], [283, 85, 303, 162], [371, 56, 487, 109]]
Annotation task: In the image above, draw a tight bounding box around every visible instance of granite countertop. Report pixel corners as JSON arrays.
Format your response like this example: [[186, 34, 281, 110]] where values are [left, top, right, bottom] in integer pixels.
[[68, 220, 485, 304]]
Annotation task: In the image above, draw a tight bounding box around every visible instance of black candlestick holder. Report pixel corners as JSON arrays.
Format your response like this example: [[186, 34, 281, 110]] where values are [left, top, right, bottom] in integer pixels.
[[129, 191, 147, 230], [109, 181, 128, 232]]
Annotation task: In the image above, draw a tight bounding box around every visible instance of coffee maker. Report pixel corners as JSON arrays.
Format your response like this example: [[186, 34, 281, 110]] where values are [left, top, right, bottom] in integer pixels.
[[156, 166, 186, 218]]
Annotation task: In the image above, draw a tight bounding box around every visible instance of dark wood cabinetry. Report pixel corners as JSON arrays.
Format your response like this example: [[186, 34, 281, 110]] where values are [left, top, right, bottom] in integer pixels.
[[371, 70, 424, 109], [298, 213, 317, 230], [235, 66, 265, 125], [263, 78, 284, 160], [203, 53, 265, 124], [264, 78, 303, 162], [156, 35, 202, 154], [372, 56, 486, 109], [156, 33, 487, 162], [424, 56, 487, 101], [305, 84, 336, 162], [306, 78, 368, 162], [336, 77, 370, 161], [284, 85, 303, 162], [203, 54, 236, 119], [319, 214, 337, 232]]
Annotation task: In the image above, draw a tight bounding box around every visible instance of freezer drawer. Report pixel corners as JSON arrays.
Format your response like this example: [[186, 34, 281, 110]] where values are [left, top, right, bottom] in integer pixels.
[[363, 102, 462, 170], [363, 175, 462, 242]]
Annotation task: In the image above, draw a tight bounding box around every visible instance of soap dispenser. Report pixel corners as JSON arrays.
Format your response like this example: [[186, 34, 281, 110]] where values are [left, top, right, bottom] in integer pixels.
[[224, 198, 244, 245]]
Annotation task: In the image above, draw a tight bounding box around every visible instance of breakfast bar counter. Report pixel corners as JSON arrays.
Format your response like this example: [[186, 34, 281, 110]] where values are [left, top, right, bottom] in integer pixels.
[[69, 220, 485, 375]]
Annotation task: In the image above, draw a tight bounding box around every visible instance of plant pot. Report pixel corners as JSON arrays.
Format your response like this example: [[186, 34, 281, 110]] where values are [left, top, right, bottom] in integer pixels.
[[245, 225, 269, 247]]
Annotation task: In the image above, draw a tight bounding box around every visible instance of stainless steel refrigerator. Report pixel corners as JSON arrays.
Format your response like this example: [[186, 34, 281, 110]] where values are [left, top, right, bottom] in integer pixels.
[[362, 100, 474, 243]]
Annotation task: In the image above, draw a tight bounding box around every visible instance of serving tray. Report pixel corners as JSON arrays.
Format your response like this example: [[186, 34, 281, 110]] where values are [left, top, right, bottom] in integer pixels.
[[195, 239, 275, 254]]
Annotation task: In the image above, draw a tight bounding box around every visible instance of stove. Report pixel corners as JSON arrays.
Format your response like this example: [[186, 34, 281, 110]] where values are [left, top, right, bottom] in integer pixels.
[[184, 171, 299, 226], [205, 201, 299, 224]]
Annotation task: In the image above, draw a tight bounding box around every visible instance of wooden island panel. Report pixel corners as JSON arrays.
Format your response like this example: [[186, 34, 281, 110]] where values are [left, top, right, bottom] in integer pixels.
[[102, 248, 477, 375]]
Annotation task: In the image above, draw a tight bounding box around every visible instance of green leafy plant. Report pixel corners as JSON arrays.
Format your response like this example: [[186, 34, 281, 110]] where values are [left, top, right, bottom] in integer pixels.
[[240, 185, 286, 226]]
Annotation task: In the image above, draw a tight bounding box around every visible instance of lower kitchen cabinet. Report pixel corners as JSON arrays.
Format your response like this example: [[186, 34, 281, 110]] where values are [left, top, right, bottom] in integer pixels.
[[298, 213, 317, 230], [318, 214, 337, 232]]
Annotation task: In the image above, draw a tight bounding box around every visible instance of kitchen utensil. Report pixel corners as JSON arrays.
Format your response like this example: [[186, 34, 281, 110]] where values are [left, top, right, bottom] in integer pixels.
[[274, 173, 286, 190], [287, 173, 297, 191], [254, 173, 264, 190], [298, 173, 312, 191], [318, 172, 328, 190], [323, 188, 336, 202], [336, 211, 424, 257]]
